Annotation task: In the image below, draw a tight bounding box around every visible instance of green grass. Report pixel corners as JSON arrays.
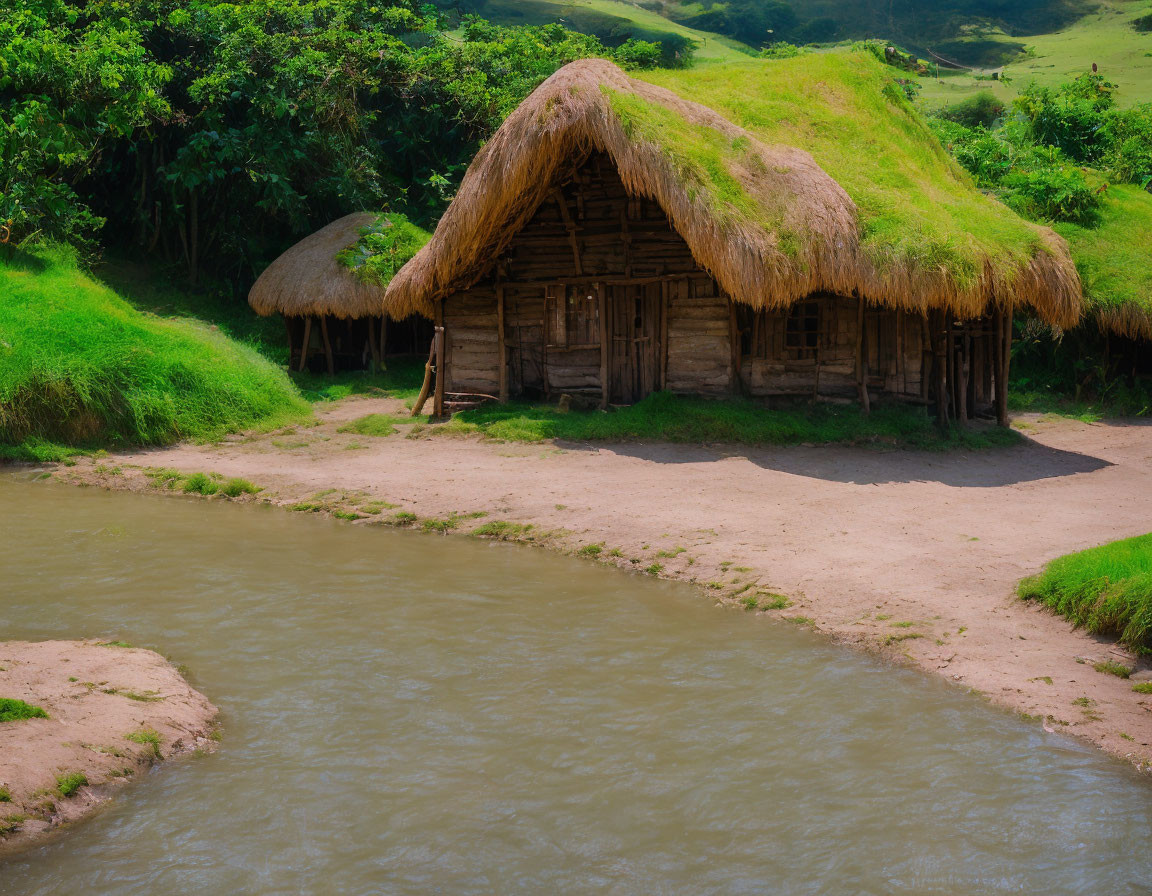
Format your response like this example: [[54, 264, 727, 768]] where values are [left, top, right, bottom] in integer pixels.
[[291, 356, 427, 404], [476, 0, 755, 64], [638, 50, 1057, 296], [1134, 682, 1152, 694], [0, 246, 309, 461], [1055, 185, 1152, 334], [1019, 533, 1152, 653], [55, 772, 87, 797], [0, 698, 49, 722], [471, 520, 535, 540], [1094, 659, 1134, 678], [916, 0, 1152, 111], [337, 413, 423, 438], [0, 787, 9, 802], [125, 727, 163, 758], [438, 391, 1020, 449]]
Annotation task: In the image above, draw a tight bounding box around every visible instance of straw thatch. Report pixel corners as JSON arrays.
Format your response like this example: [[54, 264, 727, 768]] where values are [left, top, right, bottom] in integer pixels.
[[384, 59, 1082, 328], [249, 213, 386, 319]]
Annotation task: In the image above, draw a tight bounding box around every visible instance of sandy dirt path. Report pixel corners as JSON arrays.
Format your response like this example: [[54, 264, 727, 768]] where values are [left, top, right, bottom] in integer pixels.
[[58, 401, 1152, 770], [0, 640, 217, 854]]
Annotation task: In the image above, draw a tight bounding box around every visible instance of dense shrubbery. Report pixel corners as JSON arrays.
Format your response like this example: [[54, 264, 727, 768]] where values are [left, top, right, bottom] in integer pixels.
[[930, 74, 1152, 225], [1, 0, 663, 289]]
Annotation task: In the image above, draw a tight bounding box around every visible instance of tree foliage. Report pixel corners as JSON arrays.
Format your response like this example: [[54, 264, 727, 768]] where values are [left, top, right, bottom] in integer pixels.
[[1, 0, 659, 287]]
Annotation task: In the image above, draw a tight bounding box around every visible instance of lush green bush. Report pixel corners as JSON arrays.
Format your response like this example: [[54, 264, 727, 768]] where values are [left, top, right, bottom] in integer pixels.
[[0, 698, 49, 722], [336, 214, 432, 287], [0, 246, 309, 459], [937, 91, 1006, 129], [1020, 533, 1152, 654]]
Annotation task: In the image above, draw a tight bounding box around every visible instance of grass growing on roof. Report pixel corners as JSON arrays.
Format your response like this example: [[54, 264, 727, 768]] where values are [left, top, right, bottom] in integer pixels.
[[1019, 533, 1152, 653], [1055, 185, 1152, 338], [438, 391, 1020, 450], [336, 213, 432, 287], [0, 246, 309, 461], [637, 50, 1051, 292]]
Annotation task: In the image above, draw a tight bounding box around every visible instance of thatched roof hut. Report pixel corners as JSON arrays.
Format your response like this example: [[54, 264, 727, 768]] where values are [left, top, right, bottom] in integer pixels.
[[384, 57, 1082, 329], [250, 213, 432, 373], [250, 213, 387, 320]]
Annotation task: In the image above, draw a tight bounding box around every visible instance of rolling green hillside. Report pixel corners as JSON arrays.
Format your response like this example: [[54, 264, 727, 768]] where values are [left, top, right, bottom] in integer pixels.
[[917, 0, 1152, 109]]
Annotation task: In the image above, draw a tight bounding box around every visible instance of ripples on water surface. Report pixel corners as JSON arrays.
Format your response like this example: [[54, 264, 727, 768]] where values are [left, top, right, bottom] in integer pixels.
[[0, 476, 1150, 895]]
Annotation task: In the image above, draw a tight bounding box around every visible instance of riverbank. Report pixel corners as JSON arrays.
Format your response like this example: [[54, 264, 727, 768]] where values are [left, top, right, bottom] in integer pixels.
[[0, 641, 218, 853], [47, 396, 1152, 771]]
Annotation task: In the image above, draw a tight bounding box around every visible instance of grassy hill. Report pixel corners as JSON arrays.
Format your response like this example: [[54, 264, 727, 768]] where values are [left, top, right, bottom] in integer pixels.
[[917, 0, 1152, 109], [465, 0, 756, 63], [0, 247, 309, 461]]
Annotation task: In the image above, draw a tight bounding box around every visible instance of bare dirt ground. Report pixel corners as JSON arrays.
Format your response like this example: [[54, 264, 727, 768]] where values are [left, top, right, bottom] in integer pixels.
[[0, 640, 217, 854], [57, 398, 1152, 771]]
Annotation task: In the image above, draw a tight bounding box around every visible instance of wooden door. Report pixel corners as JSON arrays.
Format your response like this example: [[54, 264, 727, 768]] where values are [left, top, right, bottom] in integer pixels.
[[609, 283, 662, 404]]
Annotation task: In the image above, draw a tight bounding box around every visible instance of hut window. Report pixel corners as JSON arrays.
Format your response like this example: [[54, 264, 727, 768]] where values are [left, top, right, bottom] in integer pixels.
[[785, 301, 822, 361], [547, 284, 599, 349]]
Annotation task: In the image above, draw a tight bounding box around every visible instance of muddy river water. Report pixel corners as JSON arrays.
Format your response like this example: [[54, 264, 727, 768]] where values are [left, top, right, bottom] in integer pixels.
[[1, 475, 1150, 894]]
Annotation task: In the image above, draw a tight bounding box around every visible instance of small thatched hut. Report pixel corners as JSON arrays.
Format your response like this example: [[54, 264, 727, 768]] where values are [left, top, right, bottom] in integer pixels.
[[385, 57, 1083, 421], [250, 213, 431, 374]]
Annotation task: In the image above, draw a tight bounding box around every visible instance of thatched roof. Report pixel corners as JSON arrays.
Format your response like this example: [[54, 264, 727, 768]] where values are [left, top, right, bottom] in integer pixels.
[[385, 57, 1082, 328], [250, 213, 386, 319]]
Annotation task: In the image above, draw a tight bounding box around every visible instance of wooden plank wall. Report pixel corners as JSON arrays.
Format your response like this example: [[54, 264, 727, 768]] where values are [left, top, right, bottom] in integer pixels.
[[666, 275, 732, 395], [740, 295, 924, 398]]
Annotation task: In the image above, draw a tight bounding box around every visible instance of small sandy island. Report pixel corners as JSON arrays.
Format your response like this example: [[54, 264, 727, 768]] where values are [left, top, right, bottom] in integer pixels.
[[0, 640, 217, 854]]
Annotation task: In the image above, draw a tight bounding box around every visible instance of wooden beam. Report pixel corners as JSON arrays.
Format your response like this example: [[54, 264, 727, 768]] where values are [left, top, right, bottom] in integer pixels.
[[433, 301, 446, 418], [497, 284, 508, 402], [598, 284, 609, 409], [320, 315, 335, 377], [728, 299, 741, 395], [955, 325, 968, 427], [410, 338, 436, 417], [368, 316, 381, 374], [379, 316, 388, 372], [997, 306, 1011, 427], [298, 316, 313, 372], [659, 280, 669, 392], [855, 296, 870, 413], [552, 189, 583, 276]]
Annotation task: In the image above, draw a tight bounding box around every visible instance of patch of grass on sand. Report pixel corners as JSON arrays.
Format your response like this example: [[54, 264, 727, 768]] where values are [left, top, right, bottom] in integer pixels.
[[1019, 533, 1152, 653], [1133, 682, 1152, 694], [471, 520, 535, 541], [0, 787, 10, 802], [125, 727, 163, 758], [1094, 659, 1134, 678], [55, 772, 87, 797], [337, 413, 423, 438], [439, 392, 1020, 449], [0, 698, 48, 722]]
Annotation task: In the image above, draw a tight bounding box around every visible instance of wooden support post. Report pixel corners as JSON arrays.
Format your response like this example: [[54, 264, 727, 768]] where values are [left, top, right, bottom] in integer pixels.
[[433, 301, 446, 418], [283, 316, 295, 370], [497, 285, 508, 402], [379, 316, 388, 372], [367, 316, 381, 374], [598, 284, 609, 409], [955, 325, 968, 427], [410, 338, 436, 417], [298, 316, 313, 372], [320, 315, 335, 377], [934, 311, 949, 429], [919, 315, 931, 402], [855, 296, 870, 414], [729, 299, 741, 395], [659, 280, 669, 392], [996, 306, 1011, 427]]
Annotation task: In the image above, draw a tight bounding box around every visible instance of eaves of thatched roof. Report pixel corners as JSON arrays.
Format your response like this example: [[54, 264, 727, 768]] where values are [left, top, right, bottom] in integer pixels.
[[384, 58, 1083, 328]]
